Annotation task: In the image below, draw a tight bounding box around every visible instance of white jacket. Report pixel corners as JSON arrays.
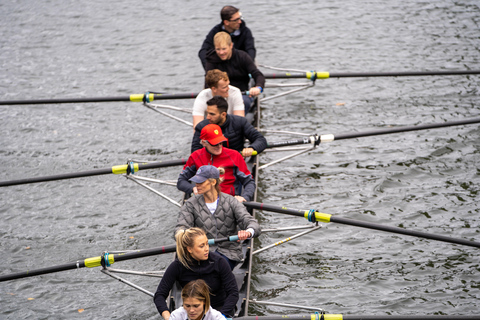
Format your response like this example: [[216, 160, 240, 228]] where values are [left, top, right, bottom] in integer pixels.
[[169, 306, 226, 320]]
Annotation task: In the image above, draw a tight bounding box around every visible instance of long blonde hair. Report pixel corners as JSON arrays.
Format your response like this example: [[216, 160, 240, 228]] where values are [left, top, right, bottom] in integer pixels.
[[182, 279, 211, 314], [175, 227, 207, 269]]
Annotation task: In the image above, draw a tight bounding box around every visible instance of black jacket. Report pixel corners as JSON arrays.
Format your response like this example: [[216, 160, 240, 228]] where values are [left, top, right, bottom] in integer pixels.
[[153, 252, 238, 317], [205, 48, 265, 92], [191, 115, 267, 154], [198, 21, 256, 70]]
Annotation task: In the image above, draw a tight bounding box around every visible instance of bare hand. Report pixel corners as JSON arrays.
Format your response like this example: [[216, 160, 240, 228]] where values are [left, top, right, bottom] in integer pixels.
[[241, 147, 254, 157], [162, 311, 171, 320], [249, 87, 261, 97], [237, 230, 252, 241], [235, 195, 246, 203], [193, 187, 198, 195]]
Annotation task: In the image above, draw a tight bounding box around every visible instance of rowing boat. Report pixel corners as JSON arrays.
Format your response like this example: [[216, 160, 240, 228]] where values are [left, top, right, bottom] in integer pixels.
[[166, 97, 261, 317], [1, 70, 480, 319], [0, 79, 478, 319]]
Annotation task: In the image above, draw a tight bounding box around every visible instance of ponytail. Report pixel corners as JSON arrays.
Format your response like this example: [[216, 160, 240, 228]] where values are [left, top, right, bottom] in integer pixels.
[[211, 167, 225, 194], [175, 227, 207, 269]]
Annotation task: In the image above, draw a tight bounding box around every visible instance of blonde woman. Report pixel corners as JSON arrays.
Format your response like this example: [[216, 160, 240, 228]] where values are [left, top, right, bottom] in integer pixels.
[[169, 279, 225, 320], [153, 227, 238, 319]]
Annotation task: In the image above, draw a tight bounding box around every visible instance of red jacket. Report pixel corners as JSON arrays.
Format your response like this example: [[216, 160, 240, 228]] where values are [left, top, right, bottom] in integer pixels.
[[177, 147, 256, 201]]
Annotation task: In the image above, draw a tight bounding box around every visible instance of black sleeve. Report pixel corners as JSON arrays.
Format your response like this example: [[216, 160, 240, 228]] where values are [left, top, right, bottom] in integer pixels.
[[243, 28, 256, 61], [244, 54, 265, 88], [243, 119, 267, 153], [191, 122, 205, 153], [217, 258, 239, 317], [153, 262, 180, 315], [198, 28, 217, 70]]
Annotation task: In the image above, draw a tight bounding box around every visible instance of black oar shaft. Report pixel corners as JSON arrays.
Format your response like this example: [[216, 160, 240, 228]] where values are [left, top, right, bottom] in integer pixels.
[[0, 96, 132, 105], [0, 244, 177, 282], [263, 70, 480, 79], [333, 118, 480, 141], [330, 215, 480, 248], [238, 315, 480, 320], [263, 118, 480, 149], [0, 93, 198, 105], [330, 70, 480, 78], [244, 202, 306, 217], [244, 202, 480, 249], [0, 261, 88, 282], [112, 244, 177, 264], [0, 159, 186, 187], [0, 236, 236, 282], [109, 236, 237, 264], [267, 137, 315, 148]]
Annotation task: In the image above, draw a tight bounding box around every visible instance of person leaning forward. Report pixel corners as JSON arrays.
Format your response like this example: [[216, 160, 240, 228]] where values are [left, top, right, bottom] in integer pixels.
[[198, 5, 256, 70], [192, 96, 267, 158], [176, 165, 261, 270], [178, 123, 255, 202], [205, 32, 264, 114], [168, 279, 226, 320], [192, 69, 245, 130], [153, 228, 238, 319]]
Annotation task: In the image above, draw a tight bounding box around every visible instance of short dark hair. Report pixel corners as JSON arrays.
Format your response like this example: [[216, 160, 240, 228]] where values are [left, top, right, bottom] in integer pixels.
[[206, 95, 228, 114], [221, 5, 239, 22]]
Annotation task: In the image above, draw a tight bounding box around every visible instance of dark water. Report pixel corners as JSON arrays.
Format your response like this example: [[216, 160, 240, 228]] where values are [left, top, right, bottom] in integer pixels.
[[1, 0, 479, 319]]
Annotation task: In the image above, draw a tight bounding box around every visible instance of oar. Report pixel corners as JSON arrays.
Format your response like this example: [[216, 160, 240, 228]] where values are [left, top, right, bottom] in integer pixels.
[[263, 69, 480, 80], [0, 236, 239, 282], [244, 202, 480, 249], [237, 315, 480, 320], [0, 159, 186, 187], [251, 117, 480, 152], [0, 92, 198, 105]]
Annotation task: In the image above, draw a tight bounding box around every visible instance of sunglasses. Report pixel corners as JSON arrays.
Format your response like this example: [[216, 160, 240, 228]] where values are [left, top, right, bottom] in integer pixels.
[[207, 141, 223, 147], [229, 13, 242, 22]]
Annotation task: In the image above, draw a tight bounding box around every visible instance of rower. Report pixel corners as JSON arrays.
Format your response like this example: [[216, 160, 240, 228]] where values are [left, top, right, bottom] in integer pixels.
[[176, 165, 260, 270], [205, 32, 265, 114], [178, 123, 256, 202], [198, 5, 256, 70], [191, 96, 267, 157], [153, 228, 238, 319], [192, 69, 245, 130], [168, 280, 226, 320]]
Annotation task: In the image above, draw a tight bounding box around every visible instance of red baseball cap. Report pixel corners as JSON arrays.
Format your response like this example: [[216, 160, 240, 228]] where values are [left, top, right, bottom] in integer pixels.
[[200, 124, 228, 145]]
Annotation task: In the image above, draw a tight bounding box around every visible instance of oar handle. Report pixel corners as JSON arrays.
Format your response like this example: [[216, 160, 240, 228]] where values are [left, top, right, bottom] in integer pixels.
[[208, 235, 239, 244]]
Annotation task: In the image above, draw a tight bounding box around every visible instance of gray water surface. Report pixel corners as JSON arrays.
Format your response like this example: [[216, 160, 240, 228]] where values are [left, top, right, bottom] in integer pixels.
[[1, 0, 479, 319]]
